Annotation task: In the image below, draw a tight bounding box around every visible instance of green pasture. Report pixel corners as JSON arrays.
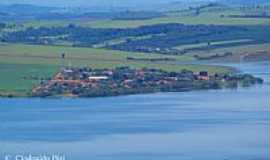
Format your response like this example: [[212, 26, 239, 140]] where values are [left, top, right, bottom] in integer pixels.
[[0, 63, 57, 95], [174, 39, 254, 51], [19, 7, 270, 29], [190, 42, 270, 56]]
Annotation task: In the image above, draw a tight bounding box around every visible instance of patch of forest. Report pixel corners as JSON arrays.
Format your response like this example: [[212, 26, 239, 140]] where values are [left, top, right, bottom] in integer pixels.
[[2, 23, 270, 55]]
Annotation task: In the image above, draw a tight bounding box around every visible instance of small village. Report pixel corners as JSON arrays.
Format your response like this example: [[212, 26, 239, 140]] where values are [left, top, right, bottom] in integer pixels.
[[31, 66, 263, 97]]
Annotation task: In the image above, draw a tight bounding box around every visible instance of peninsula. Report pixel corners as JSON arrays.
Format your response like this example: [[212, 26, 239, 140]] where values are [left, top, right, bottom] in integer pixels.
[[31, 67, 263, 98]]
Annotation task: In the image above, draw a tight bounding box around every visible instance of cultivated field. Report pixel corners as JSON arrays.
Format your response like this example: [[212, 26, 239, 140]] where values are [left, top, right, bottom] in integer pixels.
[[17, 6, 270, 29]]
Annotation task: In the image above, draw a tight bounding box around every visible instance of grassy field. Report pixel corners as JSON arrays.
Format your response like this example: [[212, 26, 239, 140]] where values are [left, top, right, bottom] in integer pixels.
[[186, 42, 270, 61], [173, 39, 254, 51], [22, 14, 270, 29], [18, 6, 270, 29], [0, 43, 232, 95], [84, 15, 270, 28], [0, 63, 56, 96]]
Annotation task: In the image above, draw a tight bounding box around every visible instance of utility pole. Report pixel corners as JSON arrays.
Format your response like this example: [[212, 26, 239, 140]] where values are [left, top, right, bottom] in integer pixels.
[[61, 53, 66, 71]]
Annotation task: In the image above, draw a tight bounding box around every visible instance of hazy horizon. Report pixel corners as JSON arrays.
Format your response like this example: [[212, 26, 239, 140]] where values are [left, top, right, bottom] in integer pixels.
[[0, 0, 213, 7]]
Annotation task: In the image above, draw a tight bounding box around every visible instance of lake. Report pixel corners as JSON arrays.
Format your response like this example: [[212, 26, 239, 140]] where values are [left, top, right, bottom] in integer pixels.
[[0, 62, 270, 160]]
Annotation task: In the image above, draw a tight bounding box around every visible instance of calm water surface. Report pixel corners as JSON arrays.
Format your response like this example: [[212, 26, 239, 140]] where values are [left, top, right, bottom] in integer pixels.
[[0, 62, 270, 160]]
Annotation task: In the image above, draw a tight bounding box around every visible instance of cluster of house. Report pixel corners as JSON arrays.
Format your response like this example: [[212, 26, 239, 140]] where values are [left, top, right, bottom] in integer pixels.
[[32, 68, 111, 93], [31, 67, 221, 96], [30, 65, 263, 97]]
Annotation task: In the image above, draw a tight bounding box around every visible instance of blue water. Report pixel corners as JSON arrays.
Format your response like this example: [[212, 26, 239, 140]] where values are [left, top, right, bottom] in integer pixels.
[[0, 62, 270, 160]]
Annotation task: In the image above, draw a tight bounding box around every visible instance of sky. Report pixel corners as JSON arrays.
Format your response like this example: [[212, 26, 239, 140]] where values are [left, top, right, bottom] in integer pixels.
[[0, 0, 211, 7]]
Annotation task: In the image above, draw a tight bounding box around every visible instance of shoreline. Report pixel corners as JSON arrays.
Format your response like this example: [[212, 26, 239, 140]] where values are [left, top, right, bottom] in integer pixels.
[[0, 82, 265, 99], [1, 60, 269, 99], [1, 65, 264, 99]]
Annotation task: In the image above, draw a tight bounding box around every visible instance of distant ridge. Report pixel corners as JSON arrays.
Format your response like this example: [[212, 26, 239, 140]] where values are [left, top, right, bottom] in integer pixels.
[[219, 0, 270, 5], [0, 4, 57, 14]]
